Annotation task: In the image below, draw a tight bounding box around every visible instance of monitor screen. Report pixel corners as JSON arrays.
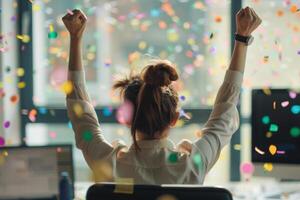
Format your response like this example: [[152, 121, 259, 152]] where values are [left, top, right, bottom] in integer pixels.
[[251, 89, 300, 164], [0, 145, 74, 199]]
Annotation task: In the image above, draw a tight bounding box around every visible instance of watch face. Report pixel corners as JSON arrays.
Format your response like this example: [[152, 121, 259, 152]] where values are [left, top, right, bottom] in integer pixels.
[[247, 36, 254, 45]]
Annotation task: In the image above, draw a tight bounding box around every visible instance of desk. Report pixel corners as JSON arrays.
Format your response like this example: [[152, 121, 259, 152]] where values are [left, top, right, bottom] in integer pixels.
[[74, 181, 300, 200]]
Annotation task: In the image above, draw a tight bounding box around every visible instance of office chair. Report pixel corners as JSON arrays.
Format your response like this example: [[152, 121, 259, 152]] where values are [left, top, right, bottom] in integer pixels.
[[86, 183, 233, 200]]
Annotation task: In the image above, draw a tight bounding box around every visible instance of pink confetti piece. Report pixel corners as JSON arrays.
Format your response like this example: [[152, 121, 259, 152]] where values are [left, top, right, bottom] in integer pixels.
[[240, 162, 255, 174], [289, 91, 297, 99], [0, 136, 5, 146], [277, 150, 285, 154], [281, 101, 289, 108], [67, 9, 74, 15]]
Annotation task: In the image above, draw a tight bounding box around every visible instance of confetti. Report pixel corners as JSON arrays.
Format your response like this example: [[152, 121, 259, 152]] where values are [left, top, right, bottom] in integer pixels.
[[291, 105, 300, 114], [272, 101, 276, 109], [276, 150, 285, 155], [17, 68, 25, 76], [83, 130, 93, 141], [29, 109, 37, 122], [240, 162, 254, 175], [10, 94, 19, 103], [61, 81, 73, 95], [116, 100, 134, 125], [290, 4, 298, 13], [48, 31, 58, 39], [269, 124, 278, 132], [263, 163, 273, 172], [194, 130, 203, 138], [67, 9, 74, 15], [48, 25, 58, 39], [68, 121, 73, 129], [193, 153, 202, 170], [255, 146, 265, 155], [234, 144, 241, 151], [167, 29, 179, 42], [214, 15, 222, 23], [262, 88, 271, 95], [262, 116, 270, 124], [269, 144, 277, 155], [49, 131, 57, 139], [290, 127, 300, 138], [114, 178, 134, 194], [18, 82, 26, 89], [179, 95, 185, 101], [38, 107, 48, 114], [3, 121, 10, 129], [0, 137, 5, 146], [168, 152, 178, 163], [32, 4, 41, 11], [73, 103, 83, 117], [102, 106, 113, 117], [289, 91, 297, 99], [281, 101, 289, 107]]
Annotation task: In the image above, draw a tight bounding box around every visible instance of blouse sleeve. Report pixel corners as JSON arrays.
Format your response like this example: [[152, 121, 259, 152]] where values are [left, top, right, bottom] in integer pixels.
[[66, 70, 114, 162], [191, 70, 243, 175]]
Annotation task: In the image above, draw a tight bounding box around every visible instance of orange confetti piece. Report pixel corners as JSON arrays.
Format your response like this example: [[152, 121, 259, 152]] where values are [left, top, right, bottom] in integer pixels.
[[290, 4, 298, 13], [10, 95, 19, 103], [214, 15, 222, 23], [269, 144, 277, 155]]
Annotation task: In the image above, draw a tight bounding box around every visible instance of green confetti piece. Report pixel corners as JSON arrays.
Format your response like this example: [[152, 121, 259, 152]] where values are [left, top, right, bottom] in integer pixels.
[[83, 130, 93, 141], [290, 127, 300, 138], [193, 154, 203, 170], [269, 124, 278, 132], [168, 152, 178, 163], [262, 116, 270, 124], [48, 31, 58, 39]]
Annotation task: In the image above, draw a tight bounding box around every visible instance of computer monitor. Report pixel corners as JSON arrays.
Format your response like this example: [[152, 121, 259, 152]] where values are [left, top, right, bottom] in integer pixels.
[[251, 89, 300, 180], [0, 144, 74, 199]]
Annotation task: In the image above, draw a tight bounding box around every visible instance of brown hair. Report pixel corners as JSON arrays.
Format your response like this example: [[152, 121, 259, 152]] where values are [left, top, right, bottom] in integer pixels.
[[132, 60, 179, 150], [113, 60, 179, 151]]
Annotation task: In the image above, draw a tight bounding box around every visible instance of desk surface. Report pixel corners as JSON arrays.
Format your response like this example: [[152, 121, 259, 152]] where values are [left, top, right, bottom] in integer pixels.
[[75, 181, 300, 200]]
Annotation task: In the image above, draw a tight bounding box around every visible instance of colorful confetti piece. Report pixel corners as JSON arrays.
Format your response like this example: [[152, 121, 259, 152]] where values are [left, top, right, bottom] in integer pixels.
[[262, 115, 270, 124], [240, 162, 254, 174], [291, 105, 300, 114], [263, 163, 273, 172], [290, 127, 300, 138], [114, 178, 134, 194], [83, 130, 93, 141], [269, 144, 277, 155], [0, 137, 5, 146], [255, 147, 265, 155], [281, 101, 289, 107], [168, 152, 178, 163], [3, 121, 10, 129], [269, 124, 279, 132]]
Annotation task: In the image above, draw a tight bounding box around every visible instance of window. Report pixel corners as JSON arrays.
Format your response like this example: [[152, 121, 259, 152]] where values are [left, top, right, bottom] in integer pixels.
[[240, 0, 300, 179], [19, 0, 233, 182]]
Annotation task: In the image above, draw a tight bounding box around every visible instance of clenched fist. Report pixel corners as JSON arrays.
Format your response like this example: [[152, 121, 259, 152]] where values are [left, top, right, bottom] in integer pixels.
[[62, 9, 87, 39], [236, 7, 262, 36]]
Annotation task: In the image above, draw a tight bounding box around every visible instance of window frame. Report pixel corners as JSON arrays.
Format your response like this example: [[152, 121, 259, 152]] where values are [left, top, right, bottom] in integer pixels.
[[17, 0, 243, 181]]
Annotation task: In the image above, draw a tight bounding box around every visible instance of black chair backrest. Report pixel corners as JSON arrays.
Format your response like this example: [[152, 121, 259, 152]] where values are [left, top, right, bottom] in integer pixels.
[[86, 183, 233, 200]]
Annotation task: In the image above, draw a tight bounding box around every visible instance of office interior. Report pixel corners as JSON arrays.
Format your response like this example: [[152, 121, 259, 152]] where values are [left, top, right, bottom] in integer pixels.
[[0, 0, 300, 199]]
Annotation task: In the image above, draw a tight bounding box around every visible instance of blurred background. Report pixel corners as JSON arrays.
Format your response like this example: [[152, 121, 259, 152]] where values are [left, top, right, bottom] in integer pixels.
[[1, 0, 300, 185]]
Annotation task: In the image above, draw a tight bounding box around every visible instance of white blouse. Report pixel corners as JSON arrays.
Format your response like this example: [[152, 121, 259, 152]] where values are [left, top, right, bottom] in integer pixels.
[[66, 69, 243, 185]]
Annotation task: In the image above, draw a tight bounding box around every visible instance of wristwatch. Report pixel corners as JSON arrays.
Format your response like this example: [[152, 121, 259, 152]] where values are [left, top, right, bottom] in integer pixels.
[[234, 33, 254, 46]]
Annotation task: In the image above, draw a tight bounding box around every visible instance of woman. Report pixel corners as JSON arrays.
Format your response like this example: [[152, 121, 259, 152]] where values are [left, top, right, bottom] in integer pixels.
[[63, 7, 261, 184]]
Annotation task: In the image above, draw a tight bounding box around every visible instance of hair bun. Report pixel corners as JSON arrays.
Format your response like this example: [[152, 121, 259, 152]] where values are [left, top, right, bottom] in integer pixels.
[[143, 60, 178, 87]]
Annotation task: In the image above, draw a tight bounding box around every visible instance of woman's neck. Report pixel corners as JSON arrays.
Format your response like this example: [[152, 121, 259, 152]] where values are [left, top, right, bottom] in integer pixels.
[[136, 129, 170, 141]]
